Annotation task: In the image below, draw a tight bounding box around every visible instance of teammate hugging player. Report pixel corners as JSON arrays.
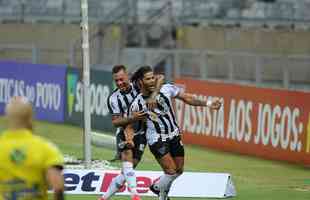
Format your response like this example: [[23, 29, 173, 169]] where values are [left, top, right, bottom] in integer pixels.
[[128, 66, 221, 200]]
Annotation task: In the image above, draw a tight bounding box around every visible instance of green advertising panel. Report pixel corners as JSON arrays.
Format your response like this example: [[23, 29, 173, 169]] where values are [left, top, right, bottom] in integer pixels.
[[65, 67, 114, 132]]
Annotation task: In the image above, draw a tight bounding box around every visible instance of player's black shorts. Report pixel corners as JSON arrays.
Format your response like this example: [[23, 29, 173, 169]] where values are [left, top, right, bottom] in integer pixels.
[[149, 135, 184, 160], [116, 130, 147, 161]]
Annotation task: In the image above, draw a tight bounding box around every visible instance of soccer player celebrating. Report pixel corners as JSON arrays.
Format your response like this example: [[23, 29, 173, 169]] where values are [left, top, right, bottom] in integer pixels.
[[128, 66, 221, 200], [99, 65, 163, 200]]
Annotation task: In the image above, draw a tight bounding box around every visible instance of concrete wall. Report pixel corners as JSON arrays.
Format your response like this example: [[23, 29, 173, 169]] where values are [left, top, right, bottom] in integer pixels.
[[179, 27, 310, 54], [0, 23, 120, 67], [178, 27, 310, 83]]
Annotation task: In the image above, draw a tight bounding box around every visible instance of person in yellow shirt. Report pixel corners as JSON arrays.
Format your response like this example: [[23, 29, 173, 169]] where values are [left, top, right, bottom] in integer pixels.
[[0, 96, 65, 200]]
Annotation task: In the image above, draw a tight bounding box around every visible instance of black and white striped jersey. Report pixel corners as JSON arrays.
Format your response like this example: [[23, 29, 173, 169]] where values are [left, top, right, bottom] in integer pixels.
[[129, 84, 181, 145], [107, 83, 140, 135]]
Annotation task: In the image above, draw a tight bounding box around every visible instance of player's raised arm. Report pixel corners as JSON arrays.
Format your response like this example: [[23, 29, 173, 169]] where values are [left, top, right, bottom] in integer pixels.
[[145, 74, 165, 110], [176, 91, 222, 110]]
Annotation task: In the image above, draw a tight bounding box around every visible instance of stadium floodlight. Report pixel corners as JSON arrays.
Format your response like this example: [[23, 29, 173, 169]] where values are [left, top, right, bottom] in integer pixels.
[[80, 0, 92, 169]]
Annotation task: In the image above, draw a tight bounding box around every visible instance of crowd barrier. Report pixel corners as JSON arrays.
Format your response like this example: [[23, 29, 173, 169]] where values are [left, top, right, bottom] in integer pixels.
[[63, 169, 236, 198], [0, 60, 67, 122], [175, 78, 310, 166], [0, 61, 114, 131]]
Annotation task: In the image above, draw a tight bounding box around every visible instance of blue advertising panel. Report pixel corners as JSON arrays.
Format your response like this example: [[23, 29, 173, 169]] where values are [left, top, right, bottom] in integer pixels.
[[0, 60, 67, 122]]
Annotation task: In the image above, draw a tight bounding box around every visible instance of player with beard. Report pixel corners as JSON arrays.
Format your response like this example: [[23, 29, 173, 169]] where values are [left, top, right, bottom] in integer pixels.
[[128, 66, 221, 200], [99, 65, 164, 200]]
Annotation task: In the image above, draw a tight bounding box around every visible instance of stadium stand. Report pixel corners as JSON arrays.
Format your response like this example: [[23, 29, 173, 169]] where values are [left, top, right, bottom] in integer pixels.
[[1, 0, 310, 24]]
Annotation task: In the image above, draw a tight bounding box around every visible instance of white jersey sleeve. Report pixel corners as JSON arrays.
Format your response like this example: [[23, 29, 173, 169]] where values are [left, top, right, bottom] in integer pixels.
[[107, 95, 121, 115], [160, 83, 182, 98]]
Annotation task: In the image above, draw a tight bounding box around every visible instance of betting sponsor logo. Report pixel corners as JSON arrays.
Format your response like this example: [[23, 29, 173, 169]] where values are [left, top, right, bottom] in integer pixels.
[[62, 169, 235, 198], [63, 171, 157, 194]]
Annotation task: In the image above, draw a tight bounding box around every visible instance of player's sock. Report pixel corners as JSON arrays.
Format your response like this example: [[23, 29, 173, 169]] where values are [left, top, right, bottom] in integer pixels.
[[151, 173, 181, 195], [158, 174, 178, 200], [102, 174, 125, 200], [123, 161, 138, 196]]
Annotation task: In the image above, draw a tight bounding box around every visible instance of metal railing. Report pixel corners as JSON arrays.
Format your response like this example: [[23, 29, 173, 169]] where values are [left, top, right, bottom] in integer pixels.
[[116, 48, 310, 91], [0, 44, 39, 63], [1, 43, 309, 91]]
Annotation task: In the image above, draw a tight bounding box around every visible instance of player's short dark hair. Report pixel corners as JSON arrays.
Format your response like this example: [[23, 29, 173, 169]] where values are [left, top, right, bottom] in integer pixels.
[[112, 65, 127, 74], [131, 66, 153, 83]]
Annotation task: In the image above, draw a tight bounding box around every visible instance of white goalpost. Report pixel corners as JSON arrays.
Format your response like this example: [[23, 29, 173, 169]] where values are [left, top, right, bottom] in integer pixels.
[[80, 0, 92, 168]]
